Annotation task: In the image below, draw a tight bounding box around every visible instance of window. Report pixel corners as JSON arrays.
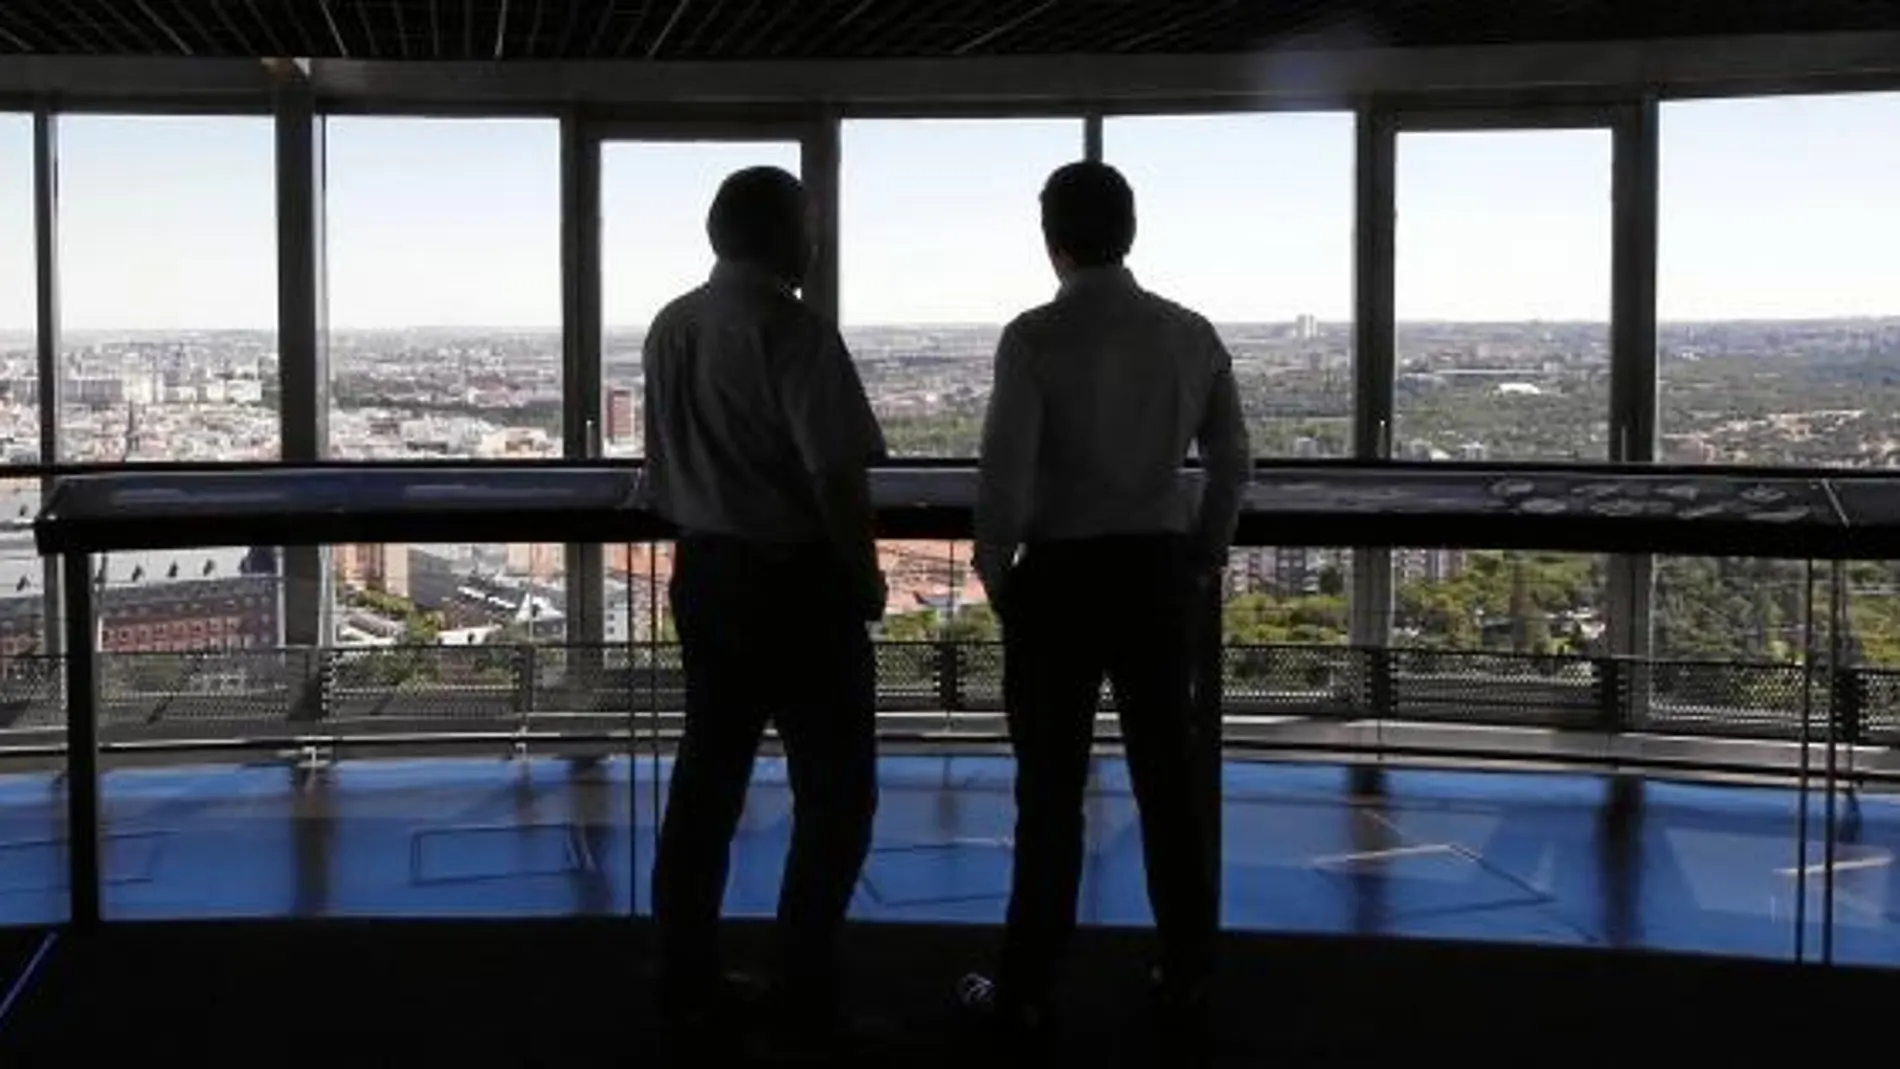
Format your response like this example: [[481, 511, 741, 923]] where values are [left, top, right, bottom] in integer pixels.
[[325, 118, 563, 648], [0, 478, 45, 660], [599, 139, 801, 457], [1107, 113, 1355, 458], [838, 119, 1081, 690], [1390, 128, 1613, 654], [840, 118, 1083, 457], [1655, 93, 1900, 665], [0, 114, 33, 466], [56, 115, 277, 463], [0, 118, 44, 675]]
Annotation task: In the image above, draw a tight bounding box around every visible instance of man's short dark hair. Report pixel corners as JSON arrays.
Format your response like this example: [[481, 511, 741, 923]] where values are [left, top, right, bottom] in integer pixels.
[[1040, 162, 1136, 268], [707, 166, 808, 281]]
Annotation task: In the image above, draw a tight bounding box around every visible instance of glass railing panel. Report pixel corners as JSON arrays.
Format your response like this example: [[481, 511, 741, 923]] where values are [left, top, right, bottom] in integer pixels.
[[79, 537, 634, 920]]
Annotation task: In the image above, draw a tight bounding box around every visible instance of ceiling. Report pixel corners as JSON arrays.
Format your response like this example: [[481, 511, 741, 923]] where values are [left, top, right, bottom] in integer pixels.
[[0, 1, 1895, 61]]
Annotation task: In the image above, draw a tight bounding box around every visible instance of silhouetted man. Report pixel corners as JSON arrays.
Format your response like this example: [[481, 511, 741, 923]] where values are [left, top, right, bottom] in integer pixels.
[[962, 161, 1250, 1035], [643, 166, 886, 1049]]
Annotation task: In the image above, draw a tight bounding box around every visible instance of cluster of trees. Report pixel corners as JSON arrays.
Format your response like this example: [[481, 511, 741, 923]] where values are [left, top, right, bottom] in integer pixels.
[[339, 589, 522, 685], [880, 604, 1000, 643]]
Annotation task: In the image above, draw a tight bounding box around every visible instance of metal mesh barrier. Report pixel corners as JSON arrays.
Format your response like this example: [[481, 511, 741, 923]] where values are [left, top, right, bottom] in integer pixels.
[[1851, 668, 1900, 746], [956, 642, 1006, 711], [326, 645, 518, 729], [4, 640, 1896, 762], [1224, 644, 1358, 718], [98, 648, 309, 744], [1387, 648, 1604, 728], [876, 642, 942, 712], [1643, 658, 1823, 739], [0, 655, 63, 746]]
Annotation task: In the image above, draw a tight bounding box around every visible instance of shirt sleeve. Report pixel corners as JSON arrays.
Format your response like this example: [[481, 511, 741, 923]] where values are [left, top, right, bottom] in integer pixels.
[[636, 328, 665, 510], [974, 324, 1041, 568], [1194, 323, 1252, 548], [779, 323, 887, 475]]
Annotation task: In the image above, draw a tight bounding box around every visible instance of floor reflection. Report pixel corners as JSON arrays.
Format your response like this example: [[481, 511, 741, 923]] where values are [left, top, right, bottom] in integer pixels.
[[0, 754, 1894, 964]]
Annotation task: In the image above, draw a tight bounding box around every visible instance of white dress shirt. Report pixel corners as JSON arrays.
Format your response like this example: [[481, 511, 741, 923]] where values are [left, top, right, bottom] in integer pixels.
[[642, 261, 886, 542], [974, 266, 1251, 586]]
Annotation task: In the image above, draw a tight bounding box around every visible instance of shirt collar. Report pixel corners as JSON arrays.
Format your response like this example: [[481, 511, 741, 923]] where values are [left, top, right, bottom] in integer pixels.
[[710, 259, 795, 295], [1056, 264, 1138, 300]]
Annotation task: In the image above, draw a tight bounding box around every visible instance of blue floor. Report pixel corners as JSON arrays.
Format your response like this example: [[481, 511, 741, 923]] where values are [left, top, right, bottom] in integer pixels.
[[2, 754, 1896, 966]]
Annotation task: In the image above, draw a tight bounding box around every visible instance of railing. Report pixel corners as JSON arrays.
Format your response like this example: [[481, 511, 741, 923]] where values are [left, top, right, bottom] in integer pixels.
[[2, 641, 1892, 758]]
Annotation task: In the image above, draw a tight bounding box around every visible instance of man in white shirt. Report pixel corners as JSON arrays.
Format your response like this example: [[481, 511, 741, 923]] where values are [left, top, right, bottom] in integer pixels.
[[642, 166, 887, 1052], [962, 161, 1251, 1036]]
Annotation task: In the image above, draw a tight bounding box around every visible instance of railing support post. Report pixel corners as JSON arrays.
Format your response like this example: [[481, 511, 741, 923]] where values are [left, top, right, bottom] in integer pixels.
[[516, 644, 538, 717], [63, 552, 99, 928], [936, 641, 959, 713], [291, 645, 325, 724], [1594, 656, 1626, 732], [1837, 666, 1863, 749], [1365, 645, 1394, 719]]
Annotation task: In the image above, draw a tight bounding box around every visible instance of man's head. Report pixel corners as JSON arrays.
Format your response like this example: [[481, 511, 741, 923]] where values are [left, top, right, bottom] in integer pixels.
[[1039, 161, 1136, 276], [707, 165, 813, 288]]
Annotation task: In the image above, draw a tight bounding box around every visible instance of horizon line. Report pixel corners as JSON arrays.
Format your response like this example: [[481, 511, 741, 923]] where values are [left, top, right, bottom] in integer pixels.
[[7, 314, 1900, 336]]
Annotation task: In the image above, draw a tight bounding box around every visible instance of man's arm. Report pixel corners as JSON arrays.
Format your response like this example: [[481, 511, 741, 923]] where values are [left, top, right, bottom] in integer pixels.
[[1191, 325, 1251, 576], [637, 330, 665, 511], [974, 325, 1040, 605], [782, 324, 888, 621]]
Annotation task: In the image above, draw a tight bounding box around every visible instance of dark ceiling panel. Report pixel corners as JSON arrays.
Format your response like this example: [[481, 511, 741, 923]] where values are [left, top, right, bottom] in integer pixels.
[[0, 0, 1897, 59]]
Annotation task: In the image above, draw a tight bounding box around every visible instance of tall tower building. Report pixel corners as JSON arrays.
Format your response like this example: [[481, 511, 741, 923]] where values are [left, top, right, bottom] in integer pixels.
[[605, 387, 637, 445]]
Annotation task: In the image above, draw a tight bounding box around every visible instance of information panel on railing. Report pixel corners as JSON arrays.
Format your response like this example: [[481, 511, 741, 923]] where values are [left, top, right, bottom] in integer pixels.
[[32, 462, 1900, 560]]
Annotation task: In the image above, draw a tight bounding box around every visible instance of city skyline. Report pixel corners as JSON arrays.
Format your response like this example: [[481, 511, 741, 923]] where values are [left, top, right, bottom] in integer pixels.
[[3, 92, 1900, 331]]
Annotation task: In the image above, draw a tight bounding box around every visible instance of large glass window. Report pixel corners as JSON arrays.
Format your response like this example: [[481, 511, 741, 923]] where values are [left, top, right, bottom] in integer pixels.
[[1391, 128, 1613, 654], [1655, 93, 1900, 670], [600, 139, 801, 458], [0, 114, 32, 465], [57, 115, 276, 463], [0, 115, 40, 653], [325, 118, 564, 651], [838, 119, 1081, 718], [841, 118, 1082, 457], [1107, 113, 1355, 458]]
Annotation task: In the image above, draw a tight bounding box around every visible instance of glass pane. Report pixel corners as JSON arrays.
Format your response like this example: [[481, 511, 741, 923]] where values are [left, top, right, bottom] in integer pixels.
[[601, 139, 801, 458], [841, 119, 1082, 457], [1105, 113, 1354, 457], [1654, 95, 1900, 662], [0, 113, 34, 466], [325, 118, 565, 663], [1394, 129, 1611, 461], [0, 477, 57, 927], [1391, 129, 1611, 655], [57, 116, 277, 463]]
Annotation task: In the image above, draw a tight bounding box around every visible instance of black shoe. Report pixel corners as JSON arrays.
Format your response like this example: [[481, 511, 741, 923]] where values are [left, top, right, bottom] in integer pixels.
[[956, 972, 1051, 1040]]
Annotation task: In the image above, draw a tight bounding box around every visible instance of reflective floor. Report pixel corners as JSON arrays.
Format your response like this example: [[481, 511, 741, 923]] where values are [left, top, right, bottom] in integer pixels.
[[1, 754, 1896, 965]]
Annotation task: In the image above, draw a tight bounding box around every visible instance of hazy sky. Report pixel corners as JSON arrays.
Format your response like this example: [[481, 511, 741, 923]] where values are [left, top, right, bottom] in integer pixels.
[[2, 92, 1898, 332]]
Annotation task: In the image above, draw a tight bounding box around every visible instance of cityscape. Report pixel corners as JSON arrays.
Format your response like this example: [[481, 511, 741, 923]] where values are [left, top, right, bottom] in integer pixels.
[[3, 315, 1900, 665]]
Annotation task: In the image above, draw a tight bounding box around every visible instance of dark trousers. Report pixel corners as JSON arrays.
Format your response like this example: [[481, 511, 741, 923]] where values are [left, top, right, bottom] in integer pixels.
[[652, 535, 877, 1006], [998, 533, 1216, 1000]]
